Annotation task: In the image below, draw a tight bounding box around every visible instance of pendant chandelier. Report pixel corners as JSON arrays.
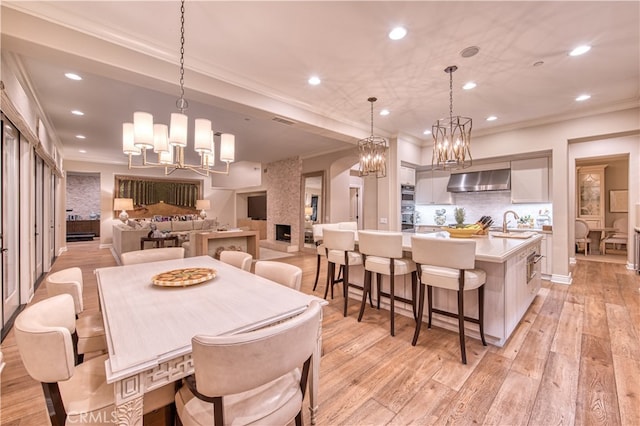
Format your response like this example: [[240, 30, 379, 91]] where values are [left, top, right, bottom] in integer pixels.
[[432, 65, 472, 170], [358, 97, 388, 178], [122, 0, 235, 177]]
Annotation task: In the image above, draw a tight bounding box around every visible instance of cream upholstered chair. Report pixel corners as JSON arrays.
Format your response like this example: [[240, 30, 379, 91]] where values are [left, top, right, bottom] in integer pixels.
[[121, 247, 185, 265], [323, 228, 363, 317], [14, 294, 176, 426], [175, 301, 322, 426], [45, 267, 106, 364], [411, 236, 487, 364], [357, 231, 417, 336], [601, 217, 628, 254], [219, 250, 253, 272], [311, 223, 338, 291], [575, 219, 592, 256], [254, 261, 303, 291]]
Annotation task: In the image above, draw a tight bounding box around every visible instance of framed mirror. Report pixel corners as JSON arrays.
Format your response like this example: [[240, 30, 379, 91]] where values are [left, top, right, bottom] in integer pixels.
[[301, 171, 324, 247]]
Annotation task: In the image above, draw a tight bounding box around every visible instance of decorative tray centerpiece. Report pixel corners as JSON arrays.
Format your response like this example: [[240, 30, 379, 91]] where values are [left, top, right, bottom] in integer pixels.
[[152, 267, 216, 287], [441, 225, 482, 238]]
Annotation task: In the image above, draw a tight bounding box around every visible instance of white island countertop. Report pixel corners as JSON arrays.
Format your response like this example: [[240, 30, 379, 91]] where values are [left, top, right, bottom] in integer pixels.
[[401, 232, 543, 263]]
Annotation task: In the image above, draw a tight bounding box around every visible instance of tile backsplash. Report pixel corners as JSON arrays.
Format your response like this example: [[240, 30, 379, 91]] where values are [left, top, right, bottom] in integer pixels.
[[415, 191, 552, 229]]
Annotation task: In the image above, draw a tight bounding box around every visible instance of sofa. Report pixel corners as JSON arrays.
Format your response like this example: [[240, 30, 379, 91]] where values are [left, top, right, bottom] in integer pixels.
[[112, 219, 216, 261]]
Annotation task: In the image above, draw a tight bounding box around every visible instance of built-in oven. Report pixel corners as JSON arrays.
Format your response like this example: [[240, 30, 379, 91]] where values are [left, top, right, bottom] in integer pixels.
[[401, 185, 415, 204]]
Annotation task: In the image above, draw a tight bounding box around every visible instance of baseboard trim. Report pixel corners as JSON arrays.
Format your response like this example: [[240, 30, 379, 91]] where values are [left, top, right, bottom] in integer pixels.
[[551, 273, 572, 285]]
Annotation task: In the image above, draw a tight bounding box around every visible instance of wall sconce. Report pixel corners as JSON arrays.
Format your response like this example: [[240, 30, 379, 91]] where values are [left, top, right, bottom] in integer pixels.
[[196, 199, 211, 219], [113, 198, 134, 223]]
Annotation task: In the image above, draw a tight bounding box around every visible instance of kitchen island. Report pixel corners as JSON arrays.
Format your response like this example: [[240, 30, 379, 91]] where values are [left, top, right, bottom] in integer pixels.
[[349, 231, 543, 347]]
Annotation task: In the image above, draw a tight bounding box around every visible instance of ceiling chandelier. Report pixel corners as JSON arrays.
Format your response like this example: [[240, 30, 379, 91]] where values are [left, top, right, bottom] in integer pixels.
[[358, 97, 388, 178], [432, 65, 472, 170], [122, 0, 235, 177]]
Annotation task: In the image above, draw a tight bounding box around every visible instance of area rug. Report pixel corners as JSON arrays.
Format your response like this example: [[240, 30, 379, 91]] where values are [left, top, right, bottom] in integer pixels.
[[258, 247, 294, 261]]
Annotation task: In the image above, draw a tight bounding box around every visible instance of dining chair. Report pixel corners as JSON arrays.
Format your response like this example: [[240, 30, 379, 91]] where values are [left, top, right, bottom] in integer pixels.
[[254, 260, 303, 291], [575, 219, 592, 255], [121, 247, 185, 265], [322, 228, 363, 316], [175, 301, 322, 426], [411, 236, 487, 364], [14, 294, 176, 426], [601, 217, 628, 254], [219, 250, 253, 272], [45, 266, 106, 364], [356, 230, 417, 336]]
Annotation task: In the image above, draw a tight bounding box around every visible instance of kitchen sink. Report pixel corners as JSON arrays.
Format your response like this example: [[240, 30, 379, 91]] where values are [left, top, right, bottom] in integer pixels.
[[491, 231, 536, 239]]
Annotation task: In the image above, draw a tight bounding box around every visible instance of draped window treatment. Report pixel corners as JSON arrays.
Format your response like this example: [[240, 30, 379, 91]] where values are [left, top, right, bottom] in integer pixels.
[[115, 176, 201, 208]]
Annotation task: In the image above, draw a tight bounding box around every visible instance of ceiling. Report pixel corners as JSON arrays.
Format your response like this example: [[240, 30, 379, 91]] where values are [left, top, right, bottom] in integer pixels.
[[1, 1, 638, 170]]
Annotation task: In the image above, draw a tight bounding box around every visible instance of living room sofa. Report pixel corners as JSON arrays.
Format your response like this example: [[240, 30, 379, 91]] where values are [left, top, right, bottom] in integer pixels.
[[112, 219, 216, 261]]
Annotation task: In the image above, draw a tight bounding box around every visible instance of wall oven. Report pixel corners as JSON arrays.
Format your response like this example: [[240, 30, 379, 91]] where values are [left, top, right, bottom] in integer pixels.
[[401, 185, 415, 205]]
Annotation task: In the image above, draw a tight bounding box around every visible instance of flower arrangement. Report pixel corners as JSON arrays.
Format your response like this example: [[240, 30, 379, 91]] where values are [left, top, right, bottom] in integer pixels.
[[454, 207, 466, 228]]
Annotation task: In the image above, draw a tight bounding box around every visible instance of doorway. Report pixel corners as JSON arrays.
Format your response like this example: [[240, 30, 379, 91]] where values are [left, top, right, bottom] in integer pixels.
[[301, 172, 324, 249], [349, 186, 362, 229]]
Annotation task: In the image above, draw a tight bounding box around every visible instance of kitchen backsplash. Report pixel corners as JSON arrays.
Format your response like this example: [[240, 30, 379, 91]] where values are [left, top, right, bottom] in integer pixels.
[[415, 191, 552, 229]]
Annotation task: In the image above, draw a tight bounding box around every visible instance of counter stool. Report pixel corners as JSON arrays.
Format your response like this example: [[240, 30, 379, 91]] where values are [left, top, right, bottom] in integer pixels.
[[311, 223, 337, 291], [323, 228, 363, 316], [411, 236, 487, 364], [357, 231, 417, 336], [45, 267, 106, 364]]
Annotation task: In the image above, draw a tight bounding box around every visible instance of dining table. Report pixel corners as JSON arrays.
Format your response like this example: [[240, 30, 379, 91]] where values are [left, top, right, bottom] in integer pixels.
[[95, 255, 325, 426]]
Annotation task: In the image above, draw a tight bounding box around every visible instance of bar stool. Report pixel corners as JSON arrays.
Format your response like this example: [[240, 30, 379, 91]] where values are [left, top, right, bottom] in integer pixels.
[[323, 228, 363, 316], [357, 231, 417, 336], [311, 223, 338, 291], [411, 236, 487, 364]]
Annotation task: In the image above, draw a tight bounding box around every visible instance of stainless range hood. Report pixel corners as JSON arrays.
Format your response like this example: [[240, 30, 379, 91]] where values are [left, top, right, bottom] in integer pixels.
[[447, 168, 511, 192]]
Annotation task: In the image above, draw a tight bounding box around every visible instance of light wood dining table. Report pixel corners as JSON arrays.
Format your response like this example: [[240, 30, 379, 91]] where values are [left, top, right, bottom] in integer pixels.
[[95, 255, 325, 426]]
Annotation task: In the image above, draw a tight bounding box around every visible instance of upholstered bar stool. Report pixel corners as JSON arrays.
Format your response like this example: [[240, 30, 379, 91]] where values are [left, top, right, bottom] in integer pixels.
[[357, 231, 417, 336], [411, 236, 487, 364], [219, 250, 253, 271], [255, 261, 303, 290], [311, 223, 338, 291], [323, 228, 363, 316], [45, 267, 106, 364]]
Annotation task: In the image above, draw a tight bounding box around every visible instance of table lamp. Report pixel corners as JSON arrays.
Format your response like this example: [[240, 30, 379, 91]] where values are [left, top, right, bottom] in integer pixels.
[[113, 198, 134, 223], [305, 206, 313, 221], [196, 199, 211, 219]]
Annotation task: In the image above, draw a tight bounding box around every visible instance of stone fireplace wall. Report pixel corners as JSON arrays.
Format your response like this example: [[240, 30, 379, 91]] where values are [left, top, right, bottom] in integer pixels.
[[265, 157, 302, 246]]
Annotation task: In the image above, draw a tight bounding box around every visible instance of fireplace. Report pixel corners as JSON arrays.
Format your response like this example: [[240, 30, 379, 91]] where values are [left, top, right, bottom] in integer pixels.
[[275, 224, 291, 242]]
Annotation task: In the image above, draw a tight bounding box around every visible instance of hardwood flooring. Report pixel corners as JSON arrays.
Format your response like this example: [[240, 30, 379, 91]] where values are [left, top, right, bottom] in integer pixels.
[[1, 241, 639, 425]]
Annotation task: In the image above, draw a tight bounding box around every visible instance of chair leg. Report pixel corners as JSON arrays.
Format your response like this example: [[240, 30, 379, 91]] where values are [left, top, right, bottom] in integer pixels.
[[323, 262, 334, 300], [411, 271, 418, 321], [312, 254, 321, 291], [390, 273, 395, 337], [478, 285, 487, 346], [457, 290, 467, 365], [412, 282, 426, 346], [343, 262, 350, 317], [427, 285, 433, 328], [376, 273, 382, 310], [42, 382, 66, 426], [358, 269, 372, 322]]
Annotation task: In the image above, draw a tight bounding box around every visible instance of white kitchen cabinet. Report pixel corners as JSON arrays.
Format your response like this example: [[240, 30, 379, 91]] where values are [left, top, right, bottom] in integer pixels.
[[400, 166, 416, 186], [415, 170, 452, 204], [511, 157, 549, 203]]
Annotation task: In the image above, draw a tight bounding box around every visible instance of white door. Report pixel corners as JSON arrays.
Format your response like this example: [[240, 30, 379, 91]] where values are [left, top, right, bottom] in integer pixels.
[[35, 155, 44, 279], [349, 186, 362, 229]]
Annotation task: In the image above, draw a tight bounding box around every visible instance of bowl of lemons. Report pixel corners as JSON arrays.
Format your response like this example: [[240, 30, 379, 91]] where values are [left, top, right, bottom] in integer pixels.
[[441, 224, 482, 238]]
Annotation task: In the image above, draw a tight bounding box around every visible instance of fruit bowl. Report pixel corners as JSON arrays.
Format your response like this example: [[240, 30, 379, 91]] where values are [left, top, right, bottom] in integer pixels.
[[441, 226, 481, 238]]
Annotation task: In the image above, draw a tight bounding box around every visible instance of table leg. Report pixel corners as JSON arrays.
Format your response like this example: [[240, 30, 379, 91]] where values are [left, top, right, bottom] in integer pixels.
[[115, 376, 144, 426], [308, 309, 323, 425]]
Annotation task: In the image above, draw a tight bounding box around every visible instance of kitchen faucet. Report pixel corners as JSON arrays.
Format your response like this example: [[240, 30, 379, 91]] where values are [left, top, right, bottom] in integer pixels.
[[502, 210, 520, 233]]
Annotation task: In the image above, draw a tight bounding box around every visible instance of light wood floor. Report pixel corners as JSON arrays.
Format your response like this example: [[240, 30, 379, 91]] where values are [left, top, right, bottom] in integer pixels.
[[1, 241, 639, 425]]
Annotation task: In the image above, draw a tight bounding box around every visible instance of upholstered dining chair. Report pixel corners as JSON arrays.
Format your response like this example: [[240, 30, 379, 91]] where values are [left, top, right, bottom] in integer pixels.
[[411, 236, 487, 364], [575, 219, 592, 256], [121, 247, 185, 265], [254, 260, 303, 291], [219, 250, 253, 272], [322, 228, 363, 316], [357, 230, 417, 336], [175, 301, 322, 426], [601, 217, 628, 254], [45, 267, 106, 364], [14, 294, 176, 426]]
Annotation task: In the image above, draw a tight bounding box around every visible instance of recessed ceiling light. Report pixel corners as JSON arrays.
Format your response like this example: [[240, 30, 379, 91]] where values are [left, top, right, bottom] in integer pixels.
[[78, 149, 87, 154], [75, 134, 86, 139], [463, 82, 477, 90], [569, 45, 591, 56], [71, 110, 84, 116], [388, 27, 407, 40], [423, 129, 431, 135], [65, 72, 82, 81], [575, 94, 591, 101], [460, 46, 480, 58], [308, 76, 321, 86], [379, 109, 390, 116], [486, 115, 498, 121]]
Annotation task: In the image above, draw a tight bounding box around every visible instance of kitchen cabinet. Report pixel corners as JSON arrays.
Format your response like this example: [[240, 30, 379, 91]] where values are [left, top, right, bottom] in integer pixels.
[[415, 170, 452, 205], [400, 166, 416, 186], [577, 165, 607, 229], [511, 157, 549, 203]]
